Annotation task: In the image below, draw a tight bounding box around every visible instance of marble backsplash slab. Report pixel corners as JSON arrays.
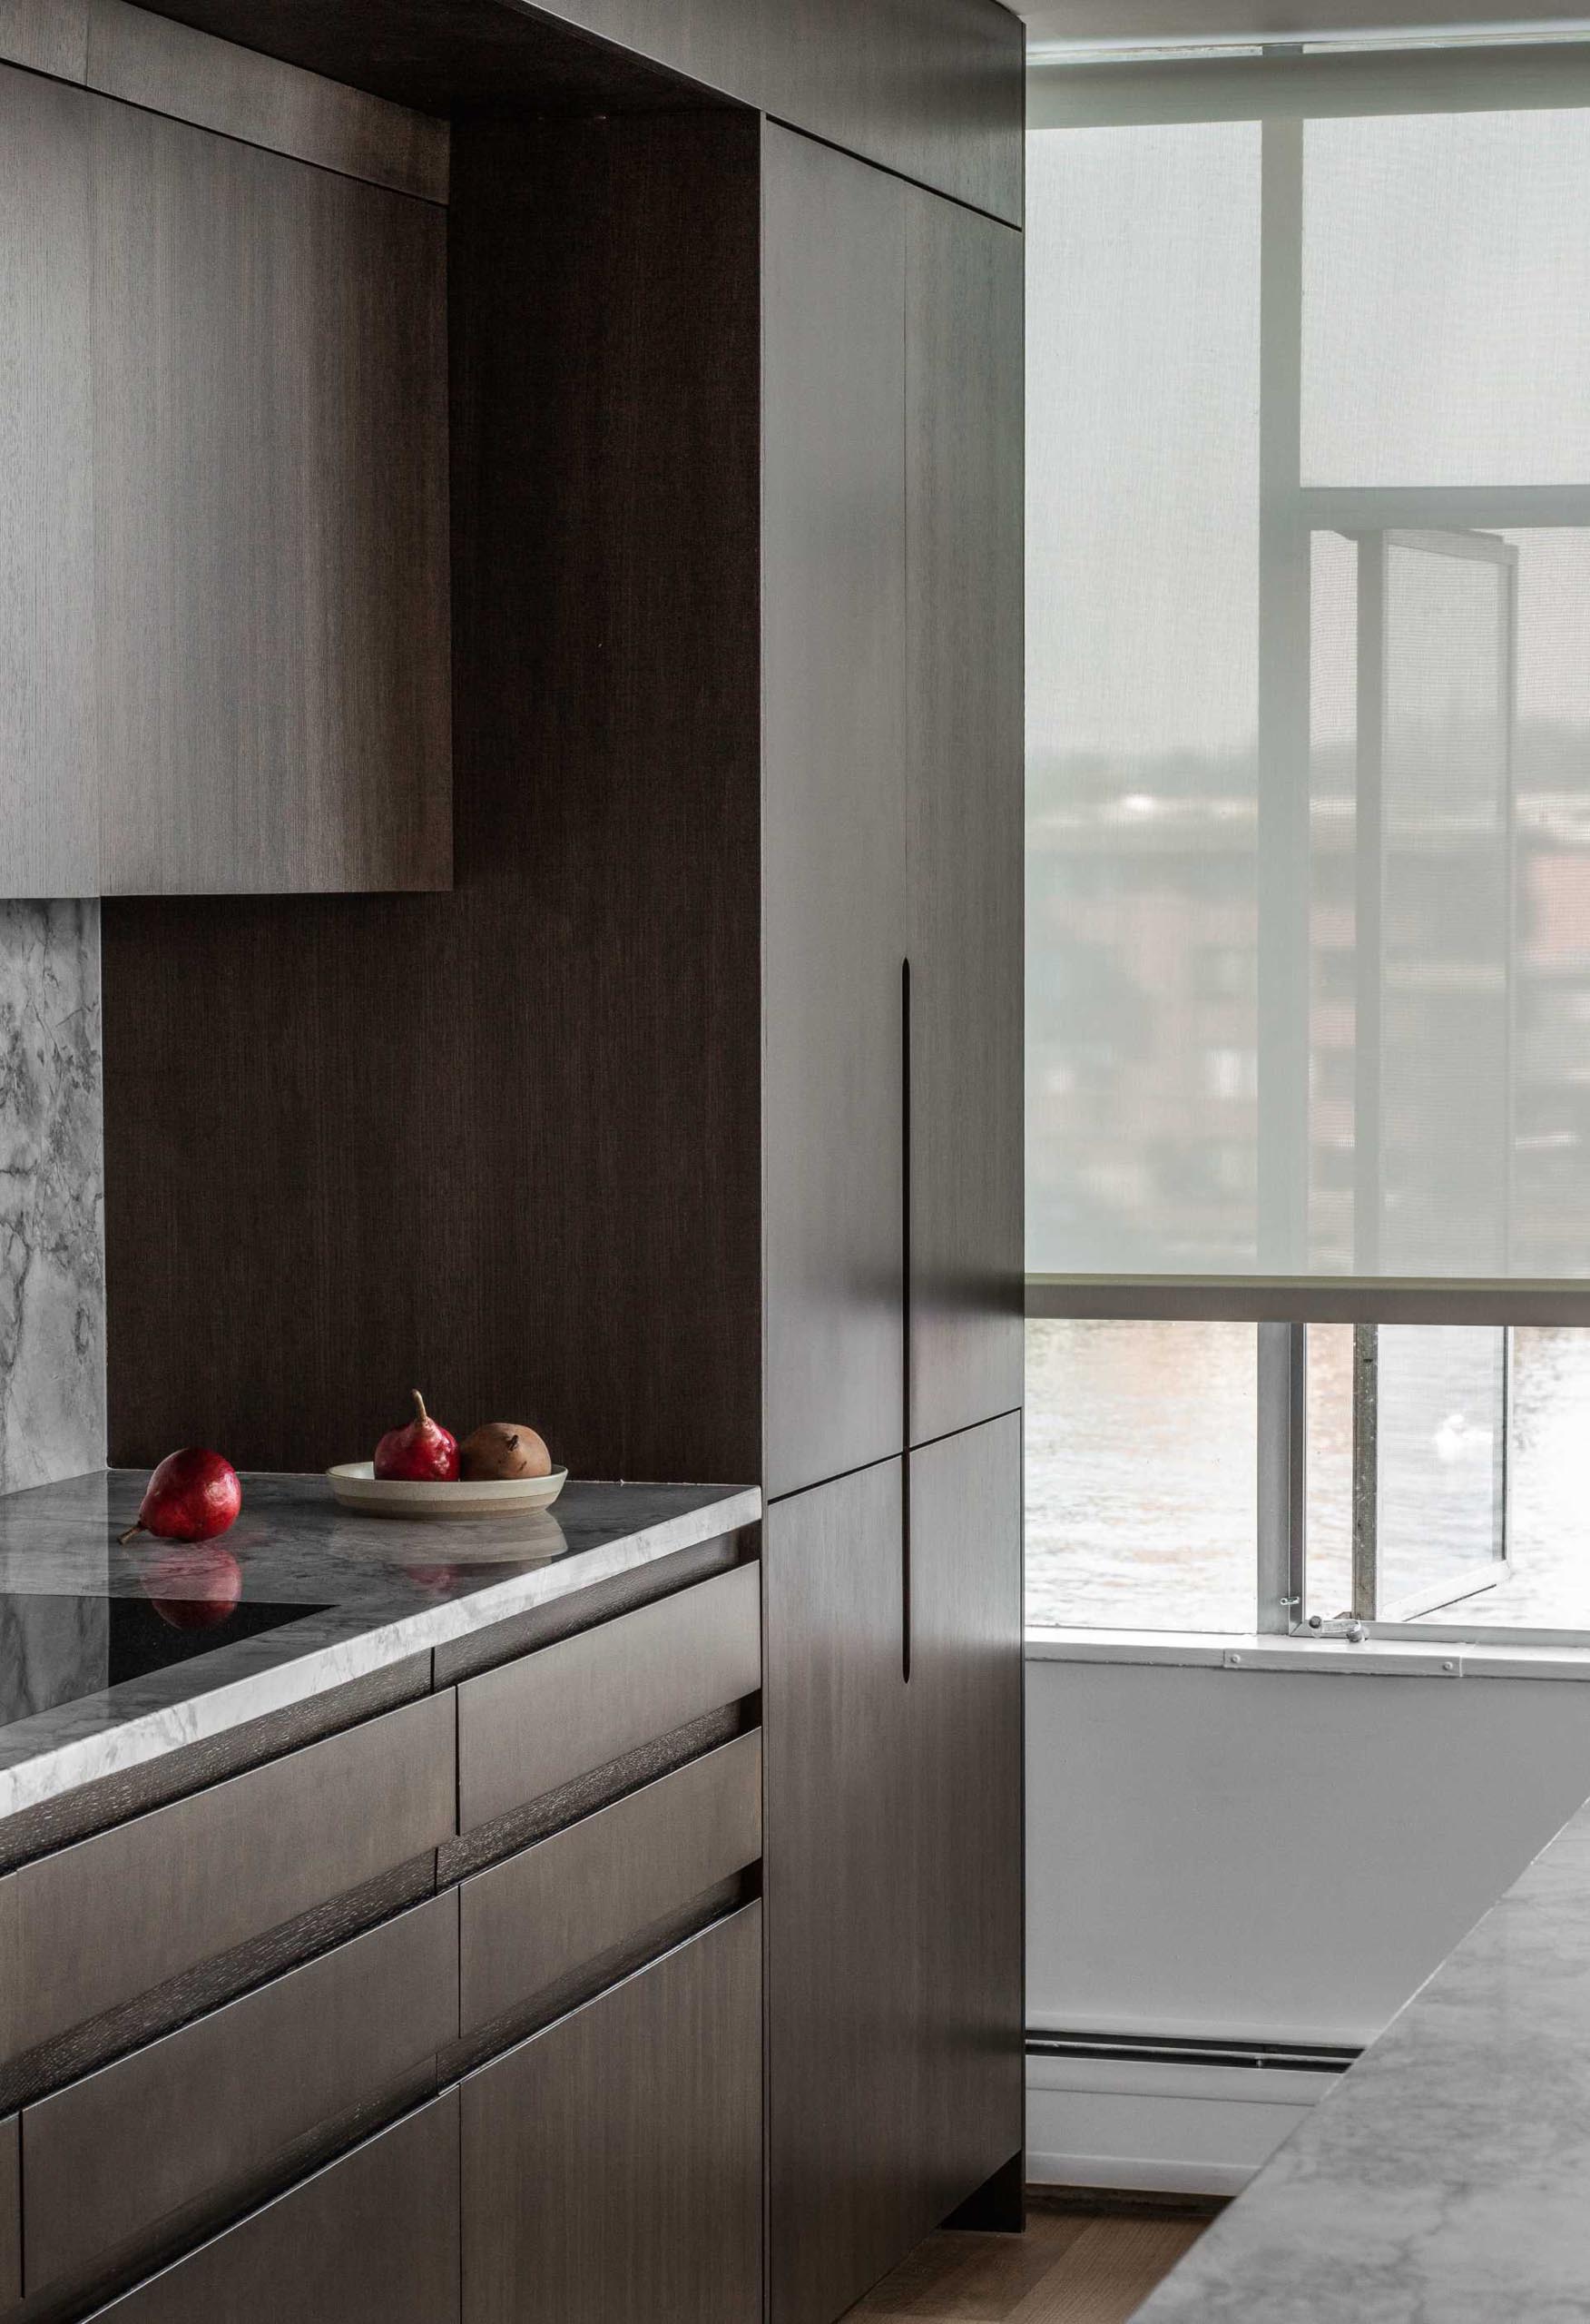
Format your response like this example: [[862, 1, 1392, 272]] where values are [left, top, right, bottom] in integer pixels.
[[0, 901, 104, 1493]]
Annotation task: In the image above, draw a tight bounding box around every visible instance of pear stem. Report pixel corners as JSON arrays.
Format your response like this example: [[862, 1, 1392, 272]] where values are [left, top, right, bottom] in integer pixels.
[[411, 1390, 428, 1426], [118, 1523, 145, 1546]]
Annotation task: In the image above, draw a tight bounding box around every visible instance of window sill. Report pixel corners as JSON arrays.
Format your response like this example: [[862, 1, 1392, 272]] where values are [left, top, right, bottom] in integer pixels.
[[1024, 1626, 1590, 1679]]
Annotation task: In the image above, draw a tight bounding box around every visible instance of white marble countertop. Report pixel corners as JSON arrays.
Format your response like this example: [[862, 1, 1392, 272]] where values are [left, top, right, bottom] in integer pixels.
[[1134, 1787, 1590, 2321], [0, 1470, 761, 1826]]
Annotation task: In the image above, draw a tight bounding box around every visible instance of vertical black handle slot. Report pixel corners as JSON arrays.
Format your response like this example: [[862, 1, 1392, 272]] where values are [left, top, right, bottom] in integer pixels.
[[901, 955, 912, 1685]]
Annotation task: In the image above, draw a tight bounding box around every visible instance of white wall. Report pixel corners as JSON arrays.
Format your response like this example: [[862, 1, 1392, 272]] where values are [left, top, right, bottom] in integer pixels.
[[1026, 1649, 1590, 2187]]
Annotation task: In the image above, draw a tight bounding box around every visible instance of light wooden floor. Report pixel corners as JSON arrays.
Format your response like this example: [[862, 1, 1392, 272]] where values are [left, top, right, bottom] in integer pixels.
[[842, 2200, 1211, 2324]]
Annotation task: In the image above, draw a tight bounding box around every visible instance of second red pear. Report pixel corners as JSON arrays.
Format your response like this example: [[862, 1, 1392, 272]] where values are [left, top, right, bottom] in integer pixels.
[[374, 1390, 460, 1482]]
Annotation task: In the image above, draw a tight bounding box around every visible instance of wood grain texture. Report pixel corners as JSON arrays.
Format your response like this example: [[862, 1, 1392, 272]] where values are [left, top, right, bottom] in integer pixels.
[[0, 1654, 431, 1874], [908, 1415, 1025, 2226], [461, 1906, 761, 2324], [445, 1873, 750, 2085], [0, 0, 87, 79], [0, 2114, 15, 2310], [905, 192, 1025, 1448], [22, 1893, 458, 2298], [846, 2208, 1208, 2322], [460, 1730, 760, 2031], [456, 1563, 761, 1832], [80, 2091, 462, 2324], [123, 0, 1023, 222], [92, 92, 450, 894], [103, 111, 763, 1484], [761, 123, 908, 1501], [764, 1457, 918, 2324], [0, 64, 96, 898], [0, 1691, 454, 2065], [0, 1853, 437, 2118], [432, 1531, 748, 1689], [522, 0, 1025, 225], [85, 0, 448, 199]]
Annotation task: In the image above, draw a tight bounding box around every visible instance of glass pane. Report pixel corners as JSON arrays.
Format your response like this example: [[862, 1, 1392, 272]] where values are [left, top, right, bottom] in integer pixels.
[[1377, 539, 1512, 1275], [1306, 527, 1590, 1277], [1306, 1322, 1506, 1621], [1025, 1319, 1257, 1630], [1026, 122, 1261, 1273], [1418, 1324, 1590, 1628], [1375, 1326, 1507, 1617], [1303, 109, 1590, 487]]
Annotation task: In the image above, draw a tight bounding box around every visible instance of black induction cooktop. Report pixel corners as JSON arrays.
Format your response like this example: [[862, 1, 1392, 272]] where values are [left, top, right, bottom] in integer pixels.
[[0, 1589, 329, 1730]]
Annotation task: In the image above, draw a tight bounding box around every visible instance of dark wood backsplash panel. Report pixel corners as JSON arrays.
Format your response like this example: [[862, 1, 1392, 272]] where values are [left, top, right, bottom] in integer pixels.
[[103, 109, 762, 1482]]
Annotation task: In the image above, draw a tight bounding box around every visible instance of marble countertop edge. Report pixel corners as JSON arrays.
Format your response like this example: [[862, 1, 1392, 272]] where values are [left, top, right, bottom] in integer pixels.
[[0, 1476, 762, 1826]]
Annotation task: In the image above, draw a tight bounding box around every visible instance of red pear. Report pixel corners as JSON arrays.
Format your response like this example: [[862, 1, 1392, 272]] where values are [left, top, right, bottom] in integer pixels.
[[142, 1542, 245, 1630], [374, 1391, 460, 1482], [120, 1449, 242, 1546]]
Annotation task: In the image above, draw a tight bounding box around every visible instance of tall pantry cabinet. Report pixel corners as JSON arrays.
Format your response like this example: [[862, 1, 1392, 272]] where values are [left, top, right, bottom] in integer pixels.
[[761, 123, 1025, 2324]]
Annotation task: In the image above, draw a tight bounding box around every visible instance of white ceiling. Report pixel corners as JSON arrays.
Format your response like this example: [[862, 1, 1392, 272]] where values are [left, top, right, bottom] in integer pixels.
[[1021, 0, 1590, 47]]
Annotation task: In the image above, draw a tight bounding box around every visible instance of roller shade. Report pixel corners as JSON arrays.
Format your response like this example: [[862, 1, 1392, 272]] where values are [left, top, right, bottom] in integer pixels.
[[1026, 38, 1590, 1280]]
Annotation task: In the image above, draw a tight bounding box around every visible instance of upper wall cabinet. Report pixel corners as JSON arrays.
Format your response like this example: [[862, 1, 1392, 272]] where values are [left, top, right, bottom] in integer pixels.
[[0, 46, 450, 900], [0, 68, 96, 898]]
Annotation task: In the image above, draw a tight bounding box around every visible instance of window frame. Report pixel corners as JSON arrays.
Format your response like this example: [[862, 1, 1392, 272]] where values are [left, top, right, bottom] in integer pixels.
[[1026, 40, 1590, 1644]]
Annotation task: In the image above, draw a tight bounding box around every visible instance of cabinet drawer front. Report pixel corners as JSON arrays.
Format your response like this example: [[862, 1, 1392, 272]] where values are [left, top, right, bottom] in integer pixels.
[[462, 1905, 761, 2324], [457, 1563, 760, 1833], [84, 2091, 460, 2324], [0, 2112, 16, 2309], [24, 1890, 459, 2295], [0, 1690, 455, 2064], [461, 1730, 761, 2034]]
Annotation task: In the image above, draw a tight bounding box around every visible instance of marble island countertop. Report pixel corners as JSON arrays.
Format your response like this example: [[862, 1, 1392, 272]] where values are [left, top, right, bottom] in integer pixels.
[[0, 1469, 761, 1827], [1134, 1789, 1590, 2322]]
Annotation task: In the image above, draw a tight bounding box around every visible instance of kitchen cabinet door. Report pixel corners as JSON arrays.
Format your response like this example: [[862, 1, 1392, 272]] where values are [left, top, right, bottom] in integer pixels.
[[91, 93, 450, 895], [761, 122, 908, 1500], [461, 1907, 761, 2324], [0, 63, 96, 898], [83, 2095, 460, 2324], [905, 187, 1024, 1449], [908, 1412, 1026, 2222], [764, 1457, 919, 2324]]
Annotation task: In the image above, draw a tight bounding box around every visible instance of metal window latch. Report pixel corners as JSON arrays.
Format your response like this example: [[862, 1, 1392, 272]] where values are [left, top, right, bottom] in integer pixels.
[[1307, 1614, 1369, 1643]]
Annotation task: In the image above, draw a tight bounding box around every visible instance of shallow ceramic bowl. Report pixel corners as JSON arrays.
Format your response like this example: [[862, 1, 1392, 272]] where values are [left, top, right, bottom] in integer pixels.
[[327, 1462, 568, 1519]]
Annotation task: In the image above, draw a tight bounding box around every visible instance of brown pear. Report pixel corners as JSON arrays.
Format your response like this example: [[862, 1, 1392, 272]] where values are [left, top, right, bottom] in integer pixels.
[[458, 1422, 553, 1482]]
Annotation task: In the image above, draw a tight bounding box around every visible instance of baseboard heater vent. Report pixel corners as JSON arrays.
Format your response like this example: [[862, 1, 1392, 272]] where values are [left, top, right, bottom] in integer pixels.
[[1026, 2030, 1360, 2077]]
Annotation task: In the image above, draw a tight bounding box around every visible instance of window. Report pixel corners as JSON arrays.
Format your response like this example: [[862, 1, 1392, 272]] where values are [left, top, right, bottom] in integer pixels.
[[1026, 36, 1590, 1641]]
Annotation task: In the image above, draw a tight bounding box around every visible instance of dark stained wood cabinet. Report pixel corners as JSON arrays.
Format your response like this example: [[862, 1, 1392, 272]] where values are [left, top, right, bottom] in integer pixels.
[[23, 1892, 458, 2298], [0, 63, 95, 897], [764, 1459, 918, 2324], [75, 8, 1024, 2317], [763, 1429, 1023, 2324], [0, 47, 449, 903], [761, 122, 908, 1502], [461, 1906, 762, 2324], [460, 1733, 761, 2035], [82, 2093, 462, 2324], [98, 0, 1022, 224], [908, 1413, 1026, 2223], [456, 1561, 761, 1832], [0, 1689, 455, 2067], [0, 2115, 15, 2310], [906, 191, 1026, 1449], [91, 91, 450, 896]]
